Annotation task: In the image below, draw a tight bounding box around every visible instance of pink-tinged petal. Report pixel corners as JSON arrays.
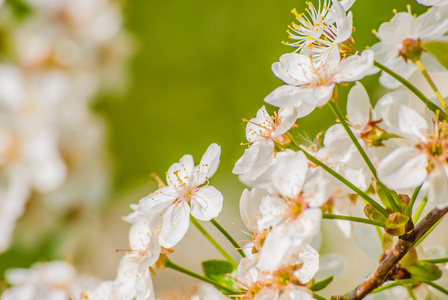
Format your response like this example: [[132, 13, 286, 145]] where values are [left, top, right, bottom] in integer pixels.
[[232, 140, 274, 177], [190, 186, 223, 221], [377, 147, 428, 190], [334, 50, 374, 83], [272, 53, 313, 86], [138, 186, 177, 215], [161, 202, 191, 247], [240, 188, 268, 232], [195, 143, 221, 185], [427, 166, 448, 209], [272, 151, 308, 198], [166, 154, 194, 187], [264, 85, 309, 108], [347, 82, 371, 126]]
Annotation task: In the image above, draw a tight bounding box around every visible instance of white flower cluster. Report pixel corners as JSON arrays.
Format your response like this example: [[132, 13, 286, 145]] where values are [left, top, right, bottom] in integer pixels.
[[3, 0, 448, 300], [0, 0, 132, 252]]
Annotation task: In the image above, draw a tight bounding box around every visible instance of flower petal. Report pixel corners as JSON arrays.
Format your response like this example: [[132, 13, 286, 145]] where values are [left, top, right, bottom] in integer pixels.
[[190, 186, 223, 221], [194, 143, 221, 185], [377, 147, 428, 190], [161, 202, 191, 247], [347, 82, 371, 126]]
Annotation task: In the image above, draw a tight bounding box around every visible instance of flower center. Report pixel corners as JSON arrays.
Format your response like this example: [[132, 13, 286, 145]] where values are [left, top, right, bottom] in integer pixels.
[[288, 196, 309, 220], [252, 228, 268, 254], [284, 0, 338, 54], [398, 38, 423, 62]]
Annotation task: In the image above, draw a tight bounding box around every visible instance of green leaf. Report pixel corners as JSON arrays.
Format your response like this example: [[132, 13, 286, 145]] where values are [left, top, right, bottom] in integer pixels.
[[364, 204, 387, 223], [202, 260, 236, 290], [385, 212, 411, 236], [407, 261, 442, 282], [382, 232, 394, 251], [386, 213, 409, 229], [309, 276, 333, 291], [400, 248, 418, 268], [376, 182, 406, 212], [424, 42, 448, 70], [376, 182, 392, 211]]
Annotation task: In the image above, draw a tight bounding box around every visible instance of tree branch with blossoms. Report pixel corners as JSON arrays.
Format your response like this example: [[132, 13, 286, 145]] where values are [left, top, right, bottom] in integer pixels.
[[346, 207, 448, 300]]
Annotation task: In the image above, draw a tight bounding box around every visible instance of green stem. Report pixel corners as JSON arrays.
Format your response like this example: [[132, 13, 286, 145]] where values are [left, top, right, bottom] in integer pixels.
[[414, 59, 448, 113], [374, 61, 448, 121], [165, 258, 236, 294], [313, 292, 328, 300], [375, 226, 384, 243], [406, 185, 422, 216], [412, 195, 427, 224], [292, 140, 389, 217], [210, 218, 246, 258], [422, 281, 448, 296], [191, 217, 238, 267], [421, 257, 448, 264], [328, 101, 399, 213], [371, 279, 415, 293], [404, 285, 418, 300], [323, 213, 386, 227], [414, 214, 445, 247]]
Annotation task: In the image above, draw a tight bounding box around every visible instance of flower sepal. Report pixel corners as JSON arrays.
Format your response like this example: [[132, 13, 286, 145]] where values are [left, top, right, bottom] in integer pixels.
[[153, 247, 175, 269], [364, 203, 387, 223], [385, 212, 413, 236]]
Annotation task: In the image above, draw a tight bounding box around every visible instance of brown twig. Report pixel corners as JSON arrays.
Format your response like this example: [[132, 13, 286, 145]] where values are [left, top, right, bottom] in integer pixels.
[[346, 207, 448, 300]]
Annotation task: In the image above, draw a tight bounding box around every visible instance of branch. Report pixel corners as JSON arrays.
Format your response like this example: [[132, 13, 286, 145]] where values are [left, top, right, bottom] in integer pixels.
[[346, 207, 448, 300]]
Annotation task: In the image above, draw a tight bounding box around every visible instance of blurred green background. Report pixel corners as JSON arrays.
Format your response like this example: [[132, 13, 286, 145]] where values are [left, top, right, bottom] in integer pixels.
[[0, 0, 429, 287], [98, 0, 426, 191]]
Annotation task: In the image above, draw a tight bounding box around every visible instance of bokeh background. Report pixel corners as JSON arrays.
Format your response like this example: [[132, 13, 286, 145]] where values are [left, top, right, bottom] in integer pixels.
[[0, 0, 437, 298]]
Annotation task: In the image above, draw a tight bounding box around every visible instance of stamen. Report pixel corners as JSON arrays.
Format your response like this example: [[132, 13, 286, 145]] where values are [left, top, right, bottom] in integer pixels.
[[151, 172, 166, 188]]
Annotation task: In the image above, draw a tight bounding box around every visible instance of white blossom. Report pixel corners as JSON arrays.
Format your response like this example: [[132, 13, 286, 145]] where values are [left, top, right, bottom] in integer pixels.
[[371, 7, 448, 89], [284, 0, 354, 60], [265, 49, 374, 108], [136, 143, 223, 247]]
